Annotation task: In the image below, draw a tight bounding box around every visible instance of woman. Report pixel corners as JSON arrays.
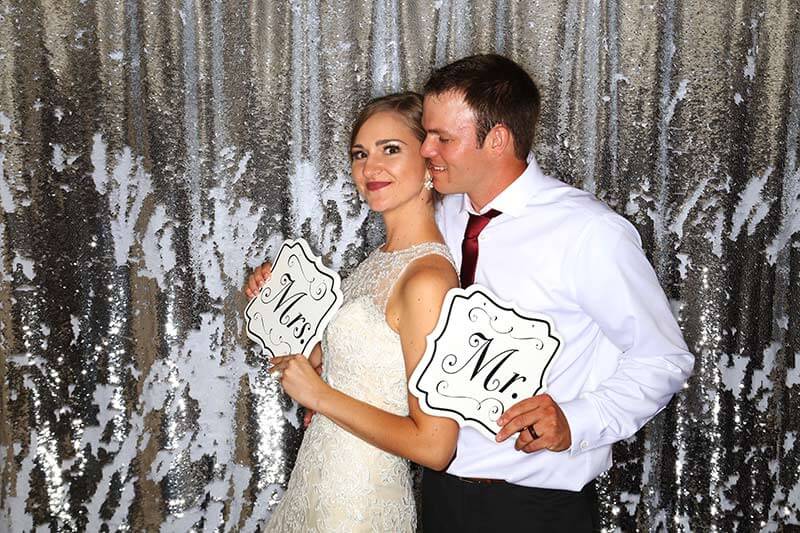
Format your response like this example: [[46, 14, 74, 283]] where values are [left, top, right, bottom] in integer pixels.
[[246, 92, 459, 532]]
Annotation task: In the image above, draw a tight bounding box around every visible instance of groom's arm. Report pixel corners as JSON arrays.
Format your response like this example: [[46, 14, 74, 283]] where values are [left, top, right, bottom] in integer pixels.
[[496, 214, 694, 454]]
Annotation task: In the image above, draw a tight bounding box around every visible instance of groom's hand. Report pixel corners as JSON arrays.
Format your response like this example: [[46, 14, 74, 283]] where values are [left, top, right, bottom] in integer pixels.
[[495, 394, 571, 453], [244, 262, 272, 299]]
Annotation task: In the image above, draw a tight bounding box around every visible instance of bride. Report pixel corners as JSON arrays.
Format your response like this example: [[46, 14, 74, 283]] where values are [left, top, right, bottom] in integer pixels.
[[246, 92, 459, 532]]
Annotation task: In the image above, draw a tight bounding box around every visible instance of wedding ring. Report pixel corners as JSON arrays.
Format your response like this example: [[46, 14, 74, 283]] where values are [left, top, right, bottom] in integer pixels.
[[527, 425, 539, 439]]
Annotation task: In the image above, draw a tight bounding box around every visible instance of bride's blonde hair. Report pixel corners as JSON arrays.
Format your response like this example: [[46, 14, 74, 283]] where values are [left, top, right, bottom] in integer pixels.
[[349, 92, 425, 152]]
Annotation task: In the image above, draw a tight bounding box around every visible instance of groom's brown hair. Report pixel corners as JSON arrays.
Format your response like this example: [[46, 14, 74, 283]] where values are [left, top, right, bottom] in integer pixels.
[[423, 54, 540, 161]]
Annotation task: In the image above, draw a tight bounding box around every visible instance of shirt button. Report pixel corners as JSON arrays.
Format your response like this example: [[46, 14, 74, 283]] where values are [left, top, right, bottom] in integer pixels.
[[479, 234, 487, 241], [580, 441, 589, 450]]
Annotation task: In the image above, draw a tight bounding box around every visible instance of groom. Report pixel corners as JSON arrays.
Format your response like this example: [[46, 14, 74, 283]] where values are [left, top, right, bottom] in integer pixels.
[[419, 54, 694, 531]]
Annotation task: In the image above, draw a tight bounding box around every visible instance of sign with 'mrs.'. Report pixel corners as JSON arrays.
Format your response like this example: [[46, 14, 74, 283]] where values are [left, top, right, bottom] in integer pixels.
[[409, 285, 562, 440], [244, 238, 343, 358]]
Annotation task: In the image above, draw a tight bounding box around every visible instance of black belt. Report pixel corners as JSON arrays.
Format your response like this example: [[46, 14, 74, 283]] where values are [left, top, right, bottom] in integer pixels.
[[448, 473, 507, 485]]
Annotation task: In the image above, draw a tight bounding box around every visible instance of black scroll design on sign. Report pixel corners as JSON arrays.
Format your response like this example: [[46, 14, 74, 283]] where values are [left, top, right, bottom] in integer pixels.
[[267, 327, 292, 356], [413, 287, 562, 436], [286, 253, 328, 302], [468, 303, 545, 347], [468, 305, 512, 335], [435, 381, 505, 420]]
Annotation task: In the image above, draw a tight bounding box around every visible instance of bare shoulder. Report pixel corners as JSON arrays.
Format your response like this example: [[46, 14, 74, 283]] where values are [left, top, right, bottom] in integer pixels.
[[398, 253, 458, 305]]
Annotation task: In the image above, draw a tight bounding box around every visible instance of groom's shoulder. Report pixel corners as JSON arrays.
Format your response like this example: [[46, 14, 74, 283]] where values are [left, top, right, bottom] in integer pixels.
[[528, 173, 612, 217], [525, 174, 640, 241]]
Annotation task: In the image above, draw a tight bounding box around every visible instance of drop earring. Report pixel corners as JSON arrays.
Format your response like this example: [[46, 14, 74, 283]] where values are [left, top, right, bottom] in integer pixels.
[[423, 171, 434, 191]]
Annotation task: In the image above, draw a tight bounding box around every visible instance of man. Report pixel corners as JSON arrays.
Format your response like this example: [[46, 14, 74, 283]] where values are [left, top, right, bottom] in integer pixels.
[[419, 54, 694, 532]]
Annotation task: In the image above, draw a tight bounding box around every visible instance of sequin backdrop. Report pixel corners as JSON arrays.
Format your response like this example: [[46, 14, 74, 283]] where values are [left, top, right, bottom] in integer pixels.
[[0, 0, 798, 531]]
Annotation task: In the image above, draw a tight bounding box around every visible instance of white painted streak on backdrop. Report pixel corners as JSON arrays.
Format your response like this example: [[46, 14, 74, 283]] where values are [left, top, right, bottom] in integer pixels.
[[450, 0, 469, 60], [244, 483, 285, 531], [606, 0, 621, 183], [434, 0, 449, 66], [224, 464, 253, 533], [729, 166, 773, 241], [126, 0, 144, 148], [289, 0, 323, 244], [140, 204, 175, 290], [743, 18, 758, 81], [580, 0, 601, 193], [0, 111, 11, 134], [494, 0, 507, 52], [0, 152, 14, 213], [766, 23, 800, 525], [706, 210, 726, 258], [556, 0, 580, 155], [91, 132, 108, 195], [32, 389, 75, 528], [182, 0, 206, 278], [766, 23, 800, 265], [112, 147, 151, 267], [749, 341, 780, 412], [670, 177, 710, 241], [211, 179, 263, 297], [12, 253, 35, 280], [51, 144, 66, 172], [321, 181, 369, 269], [0, 222, 6, 283], [371, 0, 400, 95], [89, 134, 153, 266], [211, 0, 226, 151], [652, 0, 687, 272], [642, 1, 679, 527], [84, 395, 142, 532], [183, 317, 250, 466]]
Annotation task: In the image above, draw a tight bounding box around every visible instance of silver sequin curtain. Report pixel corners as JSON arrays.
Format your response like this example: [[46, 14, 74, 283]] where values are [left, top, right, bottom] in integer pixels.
[[1, 0, 798, 531]]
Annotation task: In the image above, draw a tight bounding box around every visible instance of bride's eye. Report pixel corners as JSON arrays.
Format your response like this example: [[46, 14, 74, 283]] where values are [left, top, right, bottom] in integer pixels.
[[384, 144, 401, 155], [351, 149, 367, 160]]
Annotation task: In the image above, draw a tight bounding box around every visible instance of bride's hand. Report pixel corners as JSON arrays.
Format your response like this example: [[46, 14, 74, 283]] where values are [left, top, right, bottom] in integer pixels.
[[244, 261, 272, 299], [270, 355, 328, 411], [303, 360, 323, 427]]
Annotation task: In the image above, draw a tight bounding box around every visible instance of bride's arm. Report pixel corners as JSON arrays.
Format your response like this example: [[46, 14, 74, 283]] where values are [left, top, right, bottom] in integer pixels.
[[271, 255, 459, 470], [302, 344, 323, 427]]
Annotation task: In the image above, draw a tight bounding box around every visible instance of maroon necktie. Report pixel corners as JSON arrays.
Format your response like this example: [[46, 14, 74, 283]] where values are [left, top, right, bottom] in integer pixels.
[[460, 209, 501, 287]]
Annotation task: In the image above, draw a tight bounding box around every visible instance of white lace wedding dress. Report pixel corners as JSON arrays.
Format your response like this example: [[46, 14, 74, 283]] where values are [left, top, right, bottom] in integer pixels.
[[265, 242, 454, 533]]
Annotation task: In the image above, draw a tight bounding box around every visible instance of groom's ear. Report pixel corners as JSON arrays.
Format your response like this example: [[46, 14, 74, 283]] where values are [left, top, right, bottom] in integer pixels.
[[485, 123, 514, 157]]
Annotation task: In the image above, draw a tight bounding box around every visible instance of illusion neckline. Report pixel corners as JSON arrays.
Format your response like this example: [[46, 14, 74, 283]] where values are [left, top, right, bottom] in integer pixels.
[[378, 241, 447, 254]]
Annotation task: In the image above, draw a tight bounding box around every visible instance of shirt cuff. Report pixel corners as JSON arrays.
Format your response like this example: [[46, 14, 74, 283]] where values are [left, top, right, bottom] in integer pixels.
[[559, 395, 606, 457]]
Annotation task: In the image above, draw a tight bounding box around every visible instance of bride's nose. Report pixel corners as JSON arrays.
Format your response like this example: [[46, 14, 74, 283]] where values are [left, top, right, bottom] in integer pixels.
[[362, 156, 383, 178]]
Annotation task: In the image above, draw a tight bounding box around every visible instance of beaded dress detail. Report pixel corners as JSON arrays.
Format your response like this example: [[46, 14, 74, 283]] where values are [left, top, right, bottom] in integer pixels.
[[265, 242, 455, 533]]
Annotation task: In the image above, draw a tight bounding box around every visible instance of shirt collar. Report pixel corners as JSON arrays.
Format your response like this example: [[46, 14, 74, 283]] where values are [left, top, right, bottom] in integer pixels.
[[459, 152, 546, 217]]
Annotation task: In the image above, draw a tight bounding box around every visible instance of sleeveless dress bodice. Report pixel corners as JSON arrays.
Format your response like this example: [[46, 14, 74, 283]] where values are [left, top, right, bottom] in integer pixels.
[[265, 242, 455, 533]]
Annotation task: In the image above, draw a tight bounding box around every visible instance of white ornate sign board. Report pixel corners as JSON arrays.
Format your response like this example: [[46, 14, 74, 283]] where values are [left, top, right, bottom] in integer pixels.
[[410, 285, 563, 440], [244, 238, 343, 358]]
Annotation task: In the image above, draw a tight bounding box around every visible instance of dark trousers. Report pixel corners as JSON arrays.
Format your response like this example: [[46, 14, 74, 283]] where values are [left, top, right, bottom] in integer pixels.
[[422, 468, 599, 532]]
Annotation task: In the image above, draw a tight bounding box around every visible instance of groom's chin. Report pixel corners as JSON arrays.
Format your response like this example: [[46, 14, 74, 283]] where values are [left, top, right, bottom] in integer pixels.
[[432, 179, 454, 195]]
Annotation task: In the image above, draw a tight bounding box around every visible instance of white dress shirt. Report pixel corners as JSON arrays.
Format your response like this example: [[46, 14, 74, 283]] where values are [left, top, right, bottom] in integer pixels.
[[435, 156, 694, 491]]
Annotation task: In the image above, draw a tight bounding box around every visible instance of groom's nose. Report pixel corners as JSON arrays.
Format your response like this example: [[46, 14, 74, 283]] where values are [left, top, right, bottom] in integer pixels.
[[420, 135, 436, 158]]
